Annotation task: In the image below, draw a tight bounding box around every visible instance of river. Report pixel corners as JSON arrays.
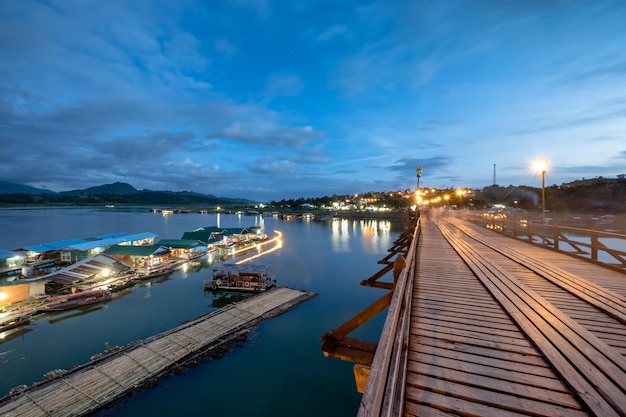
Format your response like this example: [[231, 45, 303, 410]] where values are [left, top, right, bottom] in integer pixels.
[[0, 207, 409, 416]]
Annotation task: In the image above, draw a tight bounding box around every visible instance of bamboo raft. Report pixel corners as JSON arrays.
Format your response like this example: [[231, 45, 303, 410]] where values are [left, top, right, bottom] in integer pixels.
[[0, 287, 316, 417]]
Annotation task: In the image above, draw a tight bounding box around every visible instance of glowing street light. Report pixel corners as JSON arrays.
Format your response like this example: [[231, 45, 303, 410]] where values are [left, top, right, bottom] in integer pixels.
[[416, 165, 423, 190], [534, 159, 548, 223], [415, 166, 423, 206]]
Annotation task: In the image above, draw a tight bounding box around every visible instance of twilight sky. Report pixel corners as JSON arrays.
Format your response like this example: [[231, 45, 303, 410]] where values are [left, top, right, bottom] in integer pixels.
[[1, 0, 625, 202]]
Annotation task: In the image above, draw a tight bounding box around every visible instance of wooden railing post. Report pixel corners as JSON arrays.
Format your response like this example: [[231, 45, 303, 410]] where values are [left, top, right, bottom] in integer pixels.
[[591, 229, 599, 261], [553, 224, 559, 250]]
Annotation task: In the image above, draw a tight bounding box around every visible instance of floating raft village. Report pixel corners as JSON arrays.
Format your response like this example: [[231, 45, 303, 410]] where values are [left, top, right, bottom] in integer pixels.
[[0, 224, 315, 415], [0, 288, 316, 417], [0, 225, 279, 316]]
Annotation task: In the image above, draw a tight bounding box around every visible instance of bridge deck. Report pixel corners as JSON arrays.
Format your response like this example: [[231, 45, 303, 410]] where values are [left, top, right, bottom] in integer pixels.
[[404, 214, 626, 417]]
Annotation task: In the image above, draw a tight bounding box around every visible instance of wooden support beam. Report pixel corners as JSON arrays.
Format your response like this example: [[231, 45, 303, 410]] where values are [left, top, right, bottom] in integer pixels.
[[321, 291, 393, 344], [361, 281, 394, 290], [354, 364, 371, 394], [361, 263, 393, 286], [321, 337, 377, 365]]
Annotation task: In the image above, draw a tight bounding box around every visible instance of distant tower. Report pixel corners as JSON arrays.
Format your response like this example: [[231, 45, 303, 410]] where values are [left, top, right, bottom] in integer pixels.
[[493, 164, 496, 186]]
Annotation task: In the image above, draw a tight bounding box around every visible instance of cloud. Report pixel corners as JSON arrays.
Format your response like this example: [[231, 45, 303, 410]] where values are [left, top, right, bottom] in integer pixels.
[[316, 24, 351, 42], [214, 122, 325, 146], [214, 38, 238, 55], [264, 74, 306, 97]]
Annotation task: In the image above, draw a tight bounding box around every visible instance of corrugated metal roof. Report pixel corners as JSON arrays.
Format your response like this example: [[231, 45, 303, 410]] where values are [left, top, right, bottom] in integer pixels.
[[181, 227, 250, 242], [60, 237, 128, 252], [119, 232, 158, 241], [181, 230, 221, 243], [40, 254, 132, 284]]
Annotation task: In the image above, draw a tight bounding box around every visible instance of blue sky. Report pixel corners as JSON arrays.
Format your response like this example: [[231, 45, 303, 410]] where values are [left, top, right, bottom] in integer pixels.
[[1, 0, 625, 202]]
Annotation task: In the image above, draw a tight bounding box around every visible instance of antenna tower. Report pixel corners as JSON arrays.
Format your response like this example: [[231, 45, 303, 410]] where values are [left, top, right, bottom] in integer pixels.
[[493, 164, 496, 185]]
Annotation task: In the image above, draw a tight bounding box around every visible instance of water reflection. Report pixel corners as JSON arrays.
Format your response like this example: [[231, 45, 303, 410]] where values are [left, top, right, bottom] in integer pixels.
[[331, 219, 351, 252], [0, 327, 32, 344], [359, 220, 392, 254], [331, 219, 392, 254]]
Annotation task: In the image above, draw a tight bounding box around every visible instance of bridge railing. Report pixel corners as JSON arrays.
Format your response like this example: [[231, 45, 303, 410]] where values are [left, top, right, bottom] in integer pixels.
[[320, 213, 421, 417], [462, 212, 626, 271], [357, 217, 420, 417]]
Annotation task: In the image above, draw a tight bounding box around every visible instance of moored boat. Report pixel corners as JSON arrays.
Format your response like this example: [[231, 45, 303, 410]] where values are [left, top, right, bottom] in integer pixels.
[[41, 289, 112, 311], [204, 268, 276, 293], [134, 260, 180, 280], [108, 277, 136, 292], [0, 311, 34, 332]]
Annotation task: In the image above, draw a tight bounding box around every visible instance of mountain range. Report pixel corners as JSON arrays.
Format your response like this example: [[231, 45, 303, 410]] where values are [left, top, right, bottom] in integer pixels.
[[0, 181, 256, 205]]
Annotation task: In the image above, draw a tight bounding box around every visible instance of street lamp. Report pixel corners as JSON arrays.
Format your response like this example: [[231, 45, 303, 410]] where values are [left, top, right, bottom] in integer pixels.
[[416, 166, 423, 189], [416, 166, 423, 206], [534, 159, 548, 223]]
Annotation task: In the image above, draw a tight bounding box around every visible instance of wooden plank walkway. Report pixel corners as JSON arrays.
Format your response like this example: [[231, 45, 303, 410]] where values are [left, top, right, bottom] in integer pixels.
[[402, 214, 626, 417], [0, 287, 315, 417]]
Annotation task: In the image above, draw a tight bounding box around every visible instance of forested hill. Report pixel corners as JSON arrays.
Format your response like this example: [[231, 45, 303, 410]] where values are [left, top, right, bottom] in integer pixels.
[[0, 181, 255, 207]]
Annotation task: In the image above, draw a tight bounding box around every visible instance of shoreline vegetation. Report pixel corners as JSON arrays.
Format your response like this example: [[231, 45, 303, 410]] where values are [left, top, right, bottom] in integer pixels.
[[0, 176, 624, 217]]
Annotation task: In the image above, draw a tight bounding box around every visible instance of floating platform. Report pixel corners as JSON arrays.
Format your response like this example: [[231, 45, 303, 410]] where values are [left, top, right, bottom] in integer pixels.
[[0, 287, 316, 417]]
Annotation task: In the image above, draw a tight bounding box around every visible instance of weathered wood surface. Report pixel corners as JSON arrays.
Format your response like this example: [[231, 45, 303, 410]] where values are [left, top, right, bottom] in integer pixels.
[[396, 214, 626, 417], [0, 287, 315, 417]]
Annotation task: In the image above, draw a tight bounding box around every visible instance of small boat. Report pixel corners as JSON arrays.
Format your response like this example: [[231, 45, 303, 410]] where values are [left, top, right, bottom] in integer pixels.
[[108, 277, 136, 292], [133, 261, 178, 280], [41, 289, 112, 311], [0, 312, 34, 332], [204, 268, 276, 293]]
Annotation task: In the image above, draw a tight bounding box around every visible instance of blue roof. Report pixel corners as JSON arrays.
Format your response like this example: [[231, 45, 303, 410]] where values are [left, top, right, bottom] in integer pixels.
[[0, 249, 17, 260], [20, 238, 88, 252], [15, 233, 157, 253], [60, 237, 128, 252], [120, 232, 158, 241]]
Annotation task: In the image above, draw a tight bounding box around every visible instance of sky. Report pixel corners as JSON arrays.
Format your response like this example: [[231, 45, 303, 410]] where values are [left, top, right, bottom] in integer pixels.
[[1, 0, 625, 202]]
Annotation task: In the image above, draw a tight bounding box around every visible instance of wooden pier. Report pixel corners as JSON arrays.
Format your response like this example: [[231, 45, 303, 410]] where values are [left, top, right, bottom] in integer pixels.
[[323, 210, 626, 417], [0, 287, 315, 417]]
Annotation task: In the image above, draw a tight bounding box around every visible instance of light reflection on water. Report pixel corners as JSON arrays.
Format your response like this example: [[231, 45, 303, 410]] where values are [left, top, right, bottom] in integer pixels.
[[0, 207, 408, 417]]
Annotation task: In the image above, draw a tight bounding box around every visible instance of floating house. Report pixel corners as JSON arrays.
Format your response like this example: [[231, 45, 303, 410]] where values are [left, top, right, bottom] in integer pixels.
[[155, 239, 206, 259], [0, 249, 24, 279], [16, 238, 88, 263], [38, 254, 132, 287], [58, 232, 157, 264], [103, 245, 171, 269], [0, 280, 46, 309], [183, 227, 261, 244]]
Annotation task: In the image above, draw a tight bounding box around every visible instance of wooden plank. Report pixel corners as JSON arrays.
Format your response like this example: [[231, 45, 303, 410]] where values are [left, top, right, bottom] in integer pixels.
[[438, 222, 626, 417], [404, 384, 589, 417], [407, 352, 567, 391], [414, 335, 541, 361], [413, 328, 537, 354], [406, 372, 586, 414], [410, 342, 552, 374]]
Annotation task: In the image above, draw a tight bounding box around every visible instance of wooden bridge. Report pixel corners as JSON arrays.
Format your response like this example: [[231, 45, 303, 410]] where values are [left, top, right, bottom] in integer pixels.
[[322, 210, 626, 417]]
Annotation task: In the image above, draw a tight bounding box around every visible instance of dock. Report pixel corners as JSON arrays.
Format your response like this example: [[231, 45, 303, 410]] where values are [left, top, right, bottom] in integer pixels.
[[322, 210, 626, 416], [0, 286, 316, 417]]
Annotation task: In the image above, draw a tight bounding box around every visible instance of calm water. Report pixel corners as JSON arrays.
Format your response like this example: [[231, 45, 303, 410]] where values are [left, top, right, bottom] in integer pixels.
[[0, 207, 407, 416]]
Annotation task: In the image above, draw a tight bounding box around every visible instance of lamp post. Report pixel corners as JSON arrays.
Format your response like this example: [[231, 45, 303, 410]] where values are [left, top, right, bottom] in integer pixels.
[[416, 166, 423, 189], [416, 166, 423, 206], [534, 159, 548, 223]]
